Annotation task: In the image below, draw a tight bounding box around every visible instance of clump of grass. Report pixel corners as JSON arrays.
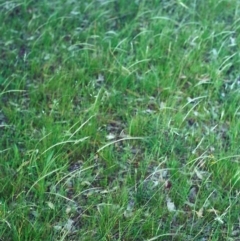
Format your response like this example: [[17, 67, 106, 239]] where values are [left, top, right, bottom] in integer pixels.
[[0, 0, 239, 240]]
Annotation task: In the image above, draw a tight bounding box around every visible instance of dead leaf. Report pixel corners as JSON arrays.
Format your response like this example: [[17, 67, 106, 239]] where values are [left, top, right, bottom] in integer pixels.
[[207, 208, 220, 214], [124, 199, 135, 218], [188, 186, 198, 203], [64, 219, 74, 231], [164, 180, 172, 190], [47, 201, 55, 210], [195, 207, 203, 218], [106, 133, 116, 140], [194, 168, 203, 179], [166, 197, 176, 212]]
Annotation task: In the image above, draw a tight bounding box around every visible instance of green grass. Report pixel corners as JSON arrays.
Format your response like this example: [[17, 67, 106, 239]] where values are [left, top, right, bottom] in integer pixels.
[[0, 0, 239, 240]]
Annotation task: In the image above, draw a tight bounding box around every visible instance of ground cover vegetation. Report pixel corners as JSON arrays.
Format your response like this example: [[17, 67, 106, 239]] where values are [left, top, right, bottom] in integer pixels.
[[0, 0, 239, 240]]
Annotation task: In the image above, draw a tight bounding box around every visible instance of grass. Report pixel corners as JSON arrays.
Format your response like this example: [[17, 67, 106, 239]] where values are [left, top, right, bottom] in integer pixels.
[[0, 0, 239, 240]]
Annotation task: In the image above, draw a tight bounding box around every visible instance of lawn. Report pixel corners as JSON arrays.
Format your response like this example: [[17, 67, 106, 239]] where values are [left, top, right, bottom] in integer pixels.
[[0, 0, 239, 240]]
